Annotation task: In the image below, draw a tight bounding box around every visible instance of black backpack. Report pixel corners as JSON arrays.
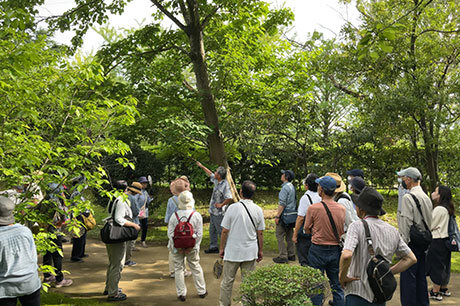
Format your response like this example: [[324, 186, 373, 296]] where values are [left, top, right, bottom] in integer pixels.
[[408, 194, 432, 251], [362, 219, 397, 303]]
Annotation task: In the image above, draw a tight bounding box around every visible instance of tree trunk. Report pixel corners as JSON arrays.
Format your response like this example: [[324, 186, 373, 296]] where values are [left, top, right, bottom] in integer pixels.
[[185, 3, 239, 202]]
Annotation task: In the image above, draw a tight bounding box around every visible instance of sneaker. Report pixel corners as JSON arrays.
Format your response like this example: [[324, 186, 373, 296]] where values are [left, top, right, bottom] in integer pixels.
[[103, 288, 122, 296], [43, 275, 56, 284], [288, 255, 296, 261], [429, 289, 443, 301], [107, 293, 127, 302], [184, 270, 192, 277], [177, 295, 186, 302], [272, 256, 288, 264], [54, 278, 73, 288], [440, 288, 451, 297], [204, 248, 219, 254], [142, 241, 147, 248], [124, 260, 137, 267], [199, 291, 208, 299], [70, 257, 84, 263]]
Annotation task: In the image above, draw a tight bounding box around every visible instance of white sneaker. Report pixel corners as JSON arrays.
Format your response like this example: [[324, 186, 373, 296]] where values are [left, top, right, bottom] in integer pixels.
[[184, 271, 192, 277]]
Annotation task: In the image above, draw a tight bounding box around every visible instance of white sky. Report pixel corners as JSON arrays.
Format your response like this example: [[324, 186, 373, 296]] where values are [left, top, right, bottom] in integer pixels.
[[38, 0, 360, 54]]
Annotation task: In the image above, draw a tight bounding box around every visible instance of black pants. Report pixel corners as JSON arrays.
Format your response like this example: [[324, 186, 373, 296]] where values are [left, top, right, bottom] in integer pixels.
[[43, 235, 64, 282], [0, 288, 41, 306], [71, 231, 87, 260], [140, 218, 148, 242], [296, 229, 312, 266]]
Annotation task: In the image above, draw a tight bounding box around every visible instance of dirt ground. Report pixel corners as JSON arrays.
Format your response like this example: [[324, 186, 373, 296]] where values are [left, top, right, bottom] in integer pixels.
[[49, 238, 460, 305]]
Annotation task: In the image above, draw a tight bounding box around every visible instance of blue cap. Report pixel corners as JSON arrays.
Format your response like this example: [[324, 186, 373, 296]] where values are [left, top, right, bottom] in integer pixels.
[[315, 176, 337, 191], [346, 169, 364, 178]]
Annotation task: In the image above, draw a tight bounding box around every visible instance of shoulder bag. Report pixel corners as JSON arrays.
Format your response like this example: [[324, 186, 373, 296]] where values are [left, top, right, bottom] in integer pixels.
[[101, 198, 139, 244], [362, 219, 397, 303], [408, 194, 432, 251], [321, 201, 343, 249]]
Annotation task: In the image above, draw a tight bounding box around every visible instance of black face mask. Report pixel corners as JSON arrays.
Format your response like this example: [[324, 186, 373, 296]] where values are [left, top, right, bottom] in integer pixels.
[[401, 180, 408, 189]]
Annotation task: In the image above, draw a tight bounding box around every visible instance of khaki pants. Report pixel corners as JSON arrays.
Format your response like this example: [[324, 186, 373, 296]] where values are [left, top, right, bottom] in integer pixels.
[[172, 249, 206, 296], [169, 248, 187, 274], [275, 223, 295, 259], [105, 242, 126, 296], [219, 260, 256, 306]]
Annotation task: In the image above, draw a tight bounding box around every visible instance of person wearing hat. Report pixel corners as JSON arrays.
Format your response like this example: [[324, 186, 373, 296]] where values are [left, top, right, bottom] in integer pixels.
[[346, 169, 364, 180], [165, 177, 192, 278], [124, 181, 144, 267], [0, 196, 42, 305], [292, 173, 322, 266], [273, 169, 297, 264], [328, 172, 359, 232], [196, 161, 233, 254], [167, 191, 207, 302], [103, 181, 141, 302], [137, 176, 152, 248], [339, 187, 416, 305], [304, 176, 346, 306], [349, 177, 366, 205], [396, 167, 432, 306]]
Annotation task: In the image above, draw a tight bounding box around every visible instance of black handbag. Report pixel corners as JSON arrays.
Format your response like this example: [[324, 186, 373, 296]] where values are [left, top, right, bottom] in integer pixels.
[[101, 198, 139, 244], [408, 194, 432, 251], [362, 219, 397, 303]]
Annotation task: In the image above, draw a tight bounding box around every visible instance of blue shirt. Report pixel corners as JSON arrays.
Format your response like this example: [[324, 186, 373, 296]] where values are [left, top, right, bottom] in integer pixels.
[[0, 224, 41, 298], [209, 174, 233, 216], [279, 182, 296, 210], [137, 190, 151, 217], [165, 196, 179, 223]]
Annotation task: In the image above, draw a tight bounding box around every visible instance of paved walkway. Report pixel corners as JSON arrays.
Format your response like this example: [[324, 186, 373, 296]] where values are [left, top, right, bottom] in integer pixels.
[[48, 239, 460, 305]]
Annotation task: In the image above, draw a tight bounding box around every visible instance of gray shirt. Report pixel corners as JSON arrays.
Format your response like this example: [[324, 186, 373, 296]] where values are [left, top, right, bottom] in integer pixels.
[[343, 217, 411, 303], [209, 174, 232, 216], [279, 182, 296, 210], [397, 185, 432, 244], [0, 224, 41, 298]]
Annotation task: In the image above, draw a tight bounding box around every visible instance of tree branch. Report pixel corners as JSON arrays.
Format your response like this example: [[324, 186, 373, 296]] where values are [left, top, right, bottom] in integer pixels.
[[150, 0, 187, 32], [418, 28, 460, 36], [200, 4, 222, 30], [327, 75, 367, 100], [183, 79, 197, 92]]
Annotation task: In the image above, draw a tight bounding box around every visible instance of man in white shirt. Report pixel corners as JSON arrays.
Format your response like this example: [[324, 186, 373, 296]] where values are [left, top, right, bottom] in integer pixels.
[[328, 172, 359, 231], [292, 173, 321, 266], [219, 181, 264, 306]]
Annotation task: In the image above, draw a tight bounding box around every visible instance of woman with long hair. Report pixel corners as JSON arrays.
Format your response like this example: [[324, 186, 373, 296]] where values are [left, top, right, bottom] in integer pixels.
[[426, 185, 455, 301]]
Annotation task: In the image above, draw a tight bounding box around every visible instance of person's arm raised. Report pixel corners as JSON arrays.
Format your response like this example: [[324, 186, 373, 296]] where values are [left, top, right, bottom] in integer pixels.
[[196, 161, 213, 177]]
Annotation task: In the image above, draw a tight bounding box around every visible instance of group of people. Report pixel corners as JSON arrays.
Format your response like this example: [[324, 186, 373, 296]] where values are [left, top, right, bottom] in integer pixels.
[[270, 167, 455, 305], [0, 163, 457, 305]]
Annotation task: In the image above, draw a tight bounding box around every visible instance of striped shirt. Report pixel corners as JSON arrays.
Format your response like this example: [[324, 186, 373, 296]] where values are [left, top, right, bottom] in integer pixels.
[[343, 217, 411, 303]]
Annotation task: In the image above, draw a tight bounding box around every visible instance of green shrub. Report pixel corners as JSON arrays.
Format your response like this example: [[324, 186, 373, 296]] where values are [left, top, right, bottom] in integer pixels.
[[240, 264, 327, 306]]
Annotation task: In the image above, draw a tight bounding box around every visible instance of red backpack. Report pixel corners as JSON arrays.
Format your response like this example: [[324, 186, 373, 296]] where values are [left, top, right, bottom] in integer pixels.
[[173, 211, 196, 249]]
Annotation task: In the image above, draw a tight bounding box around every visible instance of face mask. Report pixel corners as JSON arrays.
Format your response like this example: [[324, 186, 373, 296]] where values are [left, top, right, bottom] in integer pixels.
[[348, 184, 352, 190], [397, 178, 402, 184], [401, 180, 408, 189], [347, 176, 352, 181]]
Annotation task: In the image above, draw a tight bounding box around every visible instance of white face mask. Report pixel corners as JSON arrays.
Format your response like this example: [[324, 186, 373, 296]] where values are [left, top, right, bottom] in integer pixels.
[[348, 184, 352, 190], [397, 177, 402, 184], [347, 176, 352, 181]]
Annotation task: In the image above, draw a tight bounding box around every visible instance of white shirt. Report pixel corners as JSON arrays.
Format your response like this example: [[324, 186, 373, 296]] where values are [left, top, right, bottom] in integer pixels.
[[298, 190, 322, 217], [431, 206, 449, 239], [108, 196, 133, 226], [221, 199, 265, 262], [337, 195, 359, 231]]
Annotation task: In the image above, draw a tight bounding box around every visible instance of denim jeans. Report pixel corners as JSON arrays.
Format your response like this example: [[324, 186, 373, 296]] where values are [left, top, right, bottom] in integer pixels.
[[400, 246, 429, 306], [345, 294, 385, 306], [308, 244, 344, 306]]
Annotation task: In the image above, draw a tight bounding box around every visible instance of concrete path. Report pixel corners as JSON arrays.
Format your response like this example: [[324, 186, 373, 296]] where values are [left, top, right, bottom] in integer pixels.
[[48, 239, 460, 305]]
